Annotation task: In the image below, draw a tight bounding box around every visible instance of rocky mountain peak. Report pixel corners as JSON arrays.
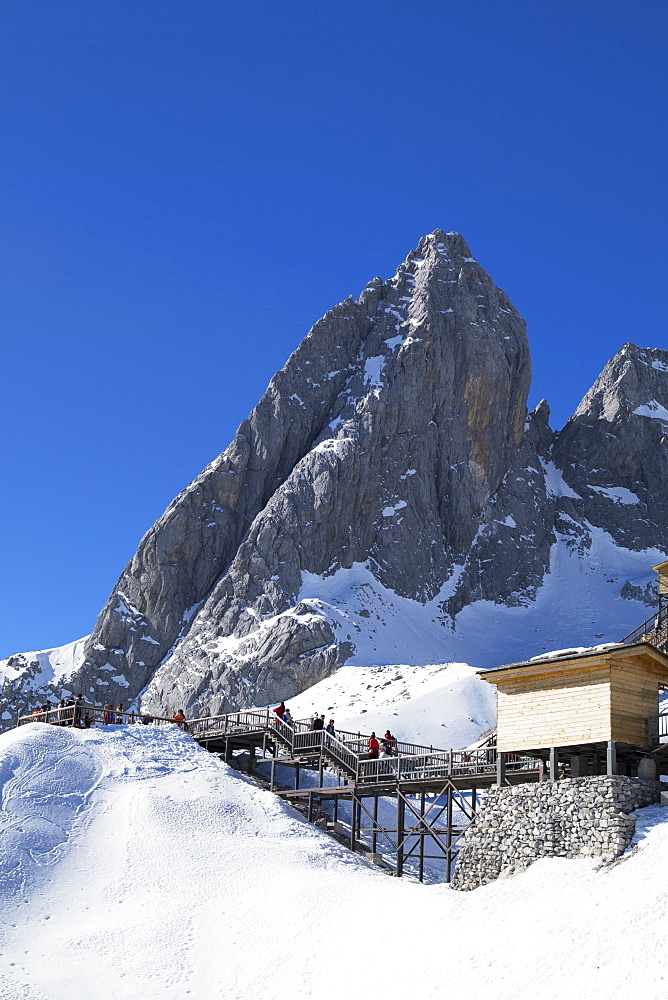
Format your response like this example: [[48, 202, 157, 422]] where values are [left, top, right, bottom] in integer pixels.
[[2, 236, 666, 725], [566, 342, 668, 426]]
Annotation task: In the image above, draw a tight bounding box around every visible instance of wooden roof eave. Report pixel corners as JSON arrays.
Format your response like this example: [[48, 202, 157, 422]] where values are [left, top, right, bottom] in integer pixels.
[[480, 641, 668, 685], [479, 656, 610, 685]]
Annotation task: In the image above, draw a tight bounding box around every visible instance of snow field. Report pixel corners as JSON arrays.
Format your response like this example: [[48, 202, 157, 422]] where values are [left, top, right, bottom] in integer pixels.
[[297, 524, 666, 675], [1, 724, 668, 999]]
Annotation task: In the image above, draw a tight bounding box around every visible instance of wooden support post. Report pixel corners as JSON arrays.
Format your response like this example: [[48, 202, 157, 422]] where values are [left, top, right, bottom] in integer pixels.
[[396, 793, 405, 878], [496, 751, 506, 785], [295, 765, 300, 791], [308, 791, 314, 823], [318, 756, 324, 789], [350, 795, 357, 850], [607, 741, 617, 776], [333, 794, 339, 825], [445, 784, 453, 883], [224, 738, 232, 764], [549, 747, 558, 781], [372, 795, 379, 853], [247, 743, 255, 775], [419, 789, 426, 883], [270, 757, 276, 791]]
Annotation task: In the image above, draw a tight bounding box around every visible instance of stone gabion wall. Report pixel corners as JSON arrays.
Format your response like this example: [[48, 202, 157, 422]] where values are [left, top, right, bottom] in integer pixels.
[[452, 776, 662, 891]]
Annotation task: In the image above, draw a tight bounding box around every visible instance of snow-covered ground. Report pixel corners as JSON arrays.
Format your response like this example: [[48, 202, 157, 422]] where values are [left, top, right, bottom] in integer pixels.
[[1, 722, 667, 1000], [0, 638, 88, 720]]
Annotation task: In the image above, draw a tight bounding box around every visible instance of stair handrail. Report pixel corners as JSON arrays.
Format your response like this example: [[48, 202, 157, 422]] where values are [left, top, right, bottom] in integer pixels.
[[183, 707, 544, 782], [621, 603, 668, 646]]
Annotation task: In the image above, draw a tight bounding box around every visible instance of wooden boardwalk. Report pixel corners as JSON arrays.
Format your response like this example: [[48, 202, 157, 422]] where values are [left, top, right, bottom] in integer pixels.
[[187, 709, 543, 882], [188, 708, 541, 785]]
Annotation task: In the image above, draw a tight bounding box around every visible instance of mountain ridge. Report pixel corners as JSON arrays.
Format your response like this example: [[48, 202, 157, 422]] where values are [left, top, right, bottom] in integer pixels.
[[2, 232, 667, 721]]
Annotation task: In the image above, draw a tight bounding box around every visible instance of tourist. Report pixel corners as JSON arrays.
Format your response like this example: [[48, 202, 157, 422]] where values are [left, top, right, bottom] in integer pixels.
[[282, 708, 294, 727], [367, 732, 380, 759], [173, 709, 187, 730], [273, 702, 286, 724], [382, 730, 397, 755], [326, 719, 336, 736], [73, 694, 84, 727], [64, 696, 76, 725], [312, 714, 325, 731]]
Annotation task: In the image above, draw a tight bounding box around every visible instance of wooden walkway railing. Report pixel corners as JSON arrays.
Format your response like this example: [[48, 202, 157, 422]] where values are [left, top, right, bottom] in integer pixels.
[[17, 704, 178, 729], [647, 712, 668, 747], [187, 708, 540, 784], [621, 604, 668, 648], [17, 702, 542, 784]]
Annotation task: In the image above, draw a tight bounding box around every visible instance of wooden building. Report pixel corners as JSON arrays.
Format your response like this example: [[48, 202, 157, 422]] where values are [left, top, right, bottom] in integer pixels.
[[480, 561, 668, 777], [482, 642, 668, 756], [653, 559, 668, 608]]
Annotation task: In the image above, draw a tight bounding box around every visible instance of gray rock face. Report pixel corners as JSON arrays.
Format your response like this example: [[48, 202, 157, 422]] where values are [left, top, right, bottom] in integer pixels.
[[554, 344, 668, 550], [2, 232, 667, 723], [118, 230, 531, 716]]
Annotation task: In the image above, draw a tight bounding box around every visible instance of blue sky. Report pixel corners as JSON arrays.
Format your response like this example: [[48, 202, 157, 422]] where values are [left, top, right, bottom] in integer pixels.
[[1, 0, 666, 657]]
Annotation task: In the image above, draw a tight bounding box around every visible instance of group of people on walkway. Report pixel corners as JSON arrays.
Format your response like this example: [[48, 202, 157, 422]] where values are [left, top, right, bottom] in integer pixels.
[[272, 702, 398, 758], [28, 697, 188, 732], [31, 695, 90, 727], [367, 730, 398, 759]]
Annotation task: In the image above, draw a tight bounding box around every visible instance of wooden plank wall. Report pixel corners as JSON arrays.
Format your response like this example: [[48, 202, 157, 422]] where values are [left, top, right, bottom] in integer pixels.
[[496, 664, 612, 751], [609, 657, 662, 746]]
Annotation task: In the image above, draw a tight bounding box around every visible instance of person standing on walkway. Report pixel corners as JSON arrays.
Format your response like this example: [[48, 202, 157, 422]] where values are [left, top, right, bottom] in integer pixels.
[[382, 730, 397, 755], [273, 702, 286, 724], [367, 733, 380, 759], [73, 695, 84, 727], [173, 709, 187, 730], [312, 714, 325, 731], [282, 708, 294, 727], [325, 719, 336, 736]]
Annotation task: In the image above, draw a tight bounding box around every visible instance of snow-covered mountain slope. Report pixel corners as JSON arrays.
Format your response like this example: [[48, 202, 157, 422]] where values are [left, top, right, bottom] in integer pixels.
[[2, 232, 668, 725], [2, 722, 668, 1000], [282, 661, 497, 750], [0, 637, 88, 723]]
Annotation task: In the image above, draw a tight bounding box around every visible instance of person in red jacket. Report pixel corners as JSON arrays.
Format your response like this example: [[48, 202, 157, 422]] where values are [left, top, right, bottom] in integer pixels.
[[367, 733, 380, 759], [273, 702, 286, 725], [173, 709, 187, 731]]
